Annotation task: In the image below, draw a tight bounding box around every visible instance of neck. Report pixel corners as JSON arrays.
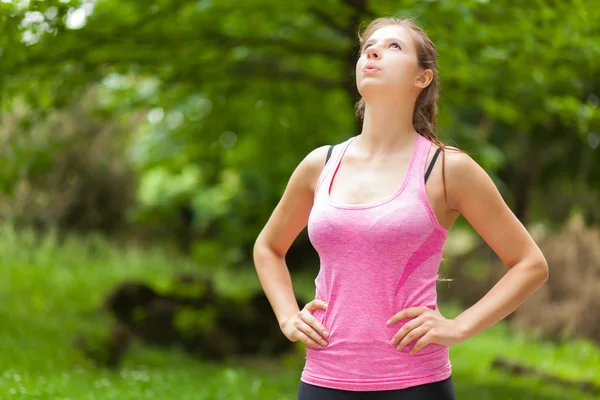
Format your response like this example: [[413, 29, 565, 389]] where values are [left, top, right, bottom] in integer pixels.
[[357, 99, 418, 155]]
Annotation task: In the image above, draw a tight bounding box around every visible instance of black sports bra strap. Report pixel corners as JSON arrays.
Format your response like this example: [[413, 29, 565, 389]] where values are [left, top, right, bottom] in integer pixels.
[[424, 147, 442, 183], [326, 144, 441, 180], [325, 145, 334, 165]]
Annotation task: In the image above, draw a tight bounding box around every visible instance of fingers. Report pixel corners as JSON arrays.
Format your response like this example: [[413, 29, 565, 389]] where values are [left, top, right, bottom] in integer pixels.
[[295, 330, 324, 349], [390, 315, 425, 345], [300, 310, 329, 339], [410, 333, 434, 355], [386, 306, 430, 326], [396, 325, 428, 352], [306, 299, 328, 312], [296, 320, 328, 348], [284, 299, 330, 349]]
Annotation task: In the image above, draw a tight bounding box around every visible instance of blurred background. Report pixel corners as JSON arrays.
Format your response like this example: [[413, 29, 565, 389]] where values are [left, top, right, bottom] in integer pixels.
[[1, 0, 600, 399]]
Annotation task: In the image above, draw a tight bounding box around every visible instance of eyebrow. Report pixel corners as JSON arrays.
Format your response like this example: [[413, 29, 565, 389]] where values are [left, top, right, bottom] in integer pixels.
[[364, 38, 407, 48]]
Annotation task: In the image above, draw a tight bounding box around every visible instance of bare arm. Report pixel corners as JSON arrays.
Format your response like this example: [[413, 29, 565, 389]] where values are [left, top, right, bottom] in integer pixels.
[[446, 151, 549, 340], [389, 150, 549, 353], [253, 145, 331, 348]]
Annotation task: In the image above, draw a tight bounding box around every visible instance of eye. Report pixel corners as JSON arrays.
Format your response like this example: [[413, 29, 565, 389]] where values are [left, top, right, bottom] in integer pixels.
[[390, 42, 402, 50]]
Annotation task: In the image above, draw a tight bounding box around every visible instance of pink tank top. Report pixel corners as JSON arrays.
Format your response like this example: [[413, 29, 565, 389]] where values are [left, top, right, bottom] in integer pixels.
[[301, 134, 452, 391]]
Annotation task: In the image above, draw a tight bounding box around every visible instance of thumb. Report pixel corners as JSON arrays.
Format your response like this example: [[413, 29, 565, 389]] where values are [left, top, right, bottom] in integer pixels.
[[308, 299, 328, 311]]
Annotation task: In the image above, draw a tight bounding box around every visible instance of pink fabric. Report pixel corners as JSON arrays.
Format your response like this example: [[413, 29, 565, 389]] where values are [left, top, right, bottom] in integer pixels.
[[302, 134, 451, 391]]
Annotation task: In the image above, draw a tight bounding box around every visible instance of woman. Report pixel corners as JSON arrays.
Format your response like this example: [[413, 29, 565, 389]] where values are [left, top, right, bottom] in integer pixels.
[[253, 17, 548, 399]]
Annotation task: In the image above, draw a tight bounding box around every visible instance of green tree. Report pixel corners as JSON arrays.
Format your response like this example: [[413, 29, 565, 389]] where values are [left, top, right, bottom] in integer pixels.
[[1, 0, 599, 268]]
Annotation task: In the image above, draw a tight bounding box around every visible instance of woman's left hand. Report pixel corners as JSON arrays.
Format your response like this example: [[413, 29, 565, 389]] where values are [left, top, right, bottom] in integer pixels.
[[387, 306, 466, 354]]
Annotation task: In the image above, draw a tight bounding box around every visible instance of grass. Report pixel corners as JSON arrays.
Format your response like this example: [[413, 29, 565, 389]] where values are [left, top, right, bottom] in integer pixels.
[[1, 224, 599, 399]]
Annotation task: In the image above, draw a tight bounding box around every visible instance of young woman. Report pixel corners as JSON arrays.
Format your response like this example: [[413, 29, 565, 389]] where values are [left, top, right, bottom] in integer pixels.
[[253, 17, 549, 399]]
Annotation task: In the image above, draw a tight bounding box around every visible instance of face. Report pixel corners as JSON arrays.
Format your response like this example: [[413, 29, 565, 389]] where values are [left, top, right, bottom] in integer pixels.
[[356, 24, 430, 100]]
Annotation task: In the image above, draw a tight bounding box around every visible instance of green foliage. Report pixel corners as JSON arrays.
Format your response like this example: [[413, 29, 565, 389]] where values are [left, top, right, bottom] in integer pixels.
[[0, 91, 137, 230], [174, 307, 218, 335], [3, 3, 599, 397], [1, 0, 599, 263], [1, 226, 599, 399]]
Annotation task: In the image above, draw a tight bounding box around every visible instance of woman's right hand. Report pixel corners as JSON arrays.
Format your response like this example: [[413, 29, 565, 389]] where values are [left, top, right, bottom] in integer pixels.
[[280, 299, 329, 349]]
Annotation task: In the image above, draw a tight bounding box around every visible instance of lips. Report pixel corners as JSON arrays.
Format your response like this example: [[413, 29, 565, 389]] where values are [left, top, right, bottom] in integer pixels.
[[363, 63, 380, 72]]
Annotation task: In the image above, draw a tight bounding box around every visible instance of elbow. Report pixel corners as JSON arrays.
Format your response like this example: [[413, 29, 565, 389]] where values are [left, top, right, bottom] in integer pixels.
[[253, 237, 268, 266], [513, 252, 548, 290], [532, 254, 549, 286], [253, 235, 284, 268], [541, 259, 550, 283]]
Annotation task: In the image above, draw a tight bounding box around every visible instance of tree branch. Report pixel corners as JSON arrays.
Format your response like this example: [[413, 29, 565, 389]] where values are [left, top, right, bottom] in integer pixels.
[[198, 31, 346, 58], [342, 0, 376, 19], [168, 60, 344, 90], [7, 29, 345, 75], [308, 6, 351, 38]]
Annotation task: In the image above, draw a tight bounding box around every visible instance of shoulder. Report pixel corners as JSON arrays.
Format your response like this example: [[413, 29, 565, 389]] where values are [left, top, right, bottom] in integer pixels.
[[291, 145, 332, 191], [303, 145, 331, 169], [300, 145, 331, 175], [428, 143, 473, 175], [439, 146, 498, 211], [442, 146, 480, 180]]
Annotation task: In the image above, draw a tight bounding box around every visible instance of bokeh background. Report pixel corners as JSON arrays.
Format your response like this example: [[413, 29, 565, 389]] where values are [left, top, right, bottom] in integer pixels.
[[1, 0, 600, 399]]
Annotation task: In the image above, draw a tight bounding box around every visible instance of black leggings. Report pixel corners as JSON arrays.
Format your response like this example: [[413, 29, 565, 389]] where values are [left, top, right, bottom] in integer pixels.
[[297, 377, 456, 400]]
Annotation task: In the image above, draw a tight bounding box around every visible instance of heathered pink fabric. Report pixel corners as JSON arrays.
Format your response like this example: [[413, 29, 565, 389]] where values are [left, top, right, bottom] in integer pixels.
[[301, 134, 451, 391]]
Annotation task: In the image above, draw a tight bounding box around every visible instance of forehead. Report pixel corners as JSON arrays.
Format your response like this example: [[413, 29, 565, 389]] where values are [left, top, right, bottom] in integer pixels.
[[365, 25, 414, 49]]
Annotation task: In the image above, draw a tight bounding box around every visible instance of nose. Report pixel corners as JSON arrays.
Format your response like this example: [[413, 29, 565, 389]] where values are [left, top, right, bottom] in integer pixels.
[[366, 45, 381, 60]]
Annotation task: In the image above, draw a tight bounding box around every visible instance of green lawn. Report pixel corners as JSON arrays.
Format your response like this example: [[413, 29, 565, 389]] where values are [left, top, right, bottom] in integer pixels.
[[1, 225, 598, 399]]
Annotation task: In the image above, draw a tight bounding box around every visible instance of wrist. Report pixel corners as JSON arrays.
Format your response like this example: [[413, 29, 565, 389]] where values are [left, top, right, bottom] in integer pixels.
[[278, 312, 297, 330], [453, 317, 473, 342]]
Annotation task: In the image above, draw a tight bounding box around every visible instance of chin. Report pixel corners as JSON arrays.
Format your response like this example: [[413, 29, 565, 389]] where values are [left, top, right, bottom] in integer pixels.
[[357, 82, 395, 99]]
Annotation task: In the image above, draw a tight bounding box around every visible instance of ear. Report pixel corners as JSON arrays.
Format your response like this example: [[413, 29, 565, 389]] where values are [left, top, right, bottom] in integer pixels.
[[415, 69, 433, 89]]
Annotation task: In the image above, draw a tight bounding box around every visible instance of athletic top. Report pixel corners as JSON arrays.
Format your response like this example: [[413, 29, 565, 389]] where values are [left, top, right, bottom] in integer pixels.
[[301, 134, 451, 391]]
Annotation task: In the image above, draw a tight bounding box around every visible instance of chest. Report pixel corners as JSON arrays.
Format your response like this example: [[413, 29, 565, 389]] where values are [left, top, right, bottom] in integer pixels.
[[308, 195, 433, 255], [328, 156, 413, 205]]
